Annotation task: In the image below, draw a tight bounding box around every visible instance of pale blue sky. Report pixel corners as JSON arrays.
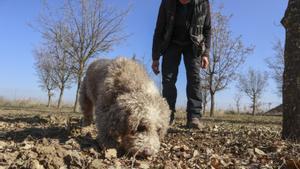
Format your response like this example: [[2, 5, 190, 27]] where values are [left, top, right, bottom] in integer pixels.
[[0, 0, 288, 110]]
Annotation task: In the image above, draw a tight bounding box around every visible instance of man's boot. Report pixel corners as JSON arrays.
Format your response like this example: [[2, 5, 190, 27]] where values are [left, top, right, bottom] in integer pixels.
[[186, 117, 205, 129], [186, 113, 204, 129], [169, 111, 175, 126]]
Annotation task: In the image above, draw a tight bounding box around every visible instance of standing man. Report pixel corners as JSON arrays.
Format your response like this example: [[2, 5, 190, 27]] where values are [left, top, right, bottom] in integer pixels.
[[152, 0, 211, 129]]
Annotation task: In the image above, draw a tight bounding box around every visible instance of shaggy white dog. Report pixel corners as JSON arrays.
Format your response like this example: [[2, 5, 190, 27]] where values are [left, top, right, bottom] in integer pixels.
[[79, 57, 170, 157]]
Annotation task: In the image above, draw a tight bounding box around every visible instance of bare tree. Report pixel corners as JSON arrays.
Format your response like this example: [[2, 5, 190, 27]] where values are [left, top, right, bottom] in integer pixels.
[[281, 0, 300, 141], [37, 0, 129, 112], [265, 39, 284, 97], [237, 69, 268, 115], [50, 44, 74, 109], [34, 48, 56, 107], [203, 7, 254, 117], [234, 93, 242, 114]]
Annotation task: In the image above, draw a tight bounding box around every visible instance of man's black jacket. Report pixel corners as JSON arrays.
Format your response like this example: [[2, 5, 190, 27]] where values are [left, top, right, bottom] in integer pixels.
[[152, 0, 211, 61]]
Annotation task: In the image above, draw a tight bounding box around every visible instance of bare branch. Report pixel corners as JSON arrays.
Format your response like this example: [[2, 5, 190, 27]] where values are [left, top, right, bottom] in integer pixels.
[[265, 39, 284, 97]]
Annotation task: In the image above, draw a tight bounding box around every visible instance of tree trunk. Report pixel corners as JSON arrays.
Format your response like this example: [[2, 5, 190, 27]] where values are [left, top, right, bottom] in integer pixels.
[[237, 100, 240, 114], [252, 96, 256, 116], [210, 91, 215, 117], [57, 86, 65, 109], [73, 75, 82, 112], [202, 90, 208, 116], [47, 90, 52, 108], [203, 100, 207, 116], [237, 105, 240, 114], [281, 0, 300, 141]]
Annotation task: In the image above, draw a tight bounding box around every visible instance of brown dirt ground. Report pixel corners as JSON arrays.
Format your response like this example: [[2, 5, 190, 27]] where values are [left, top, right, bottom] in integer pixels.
[[0, 109, 299, 169]]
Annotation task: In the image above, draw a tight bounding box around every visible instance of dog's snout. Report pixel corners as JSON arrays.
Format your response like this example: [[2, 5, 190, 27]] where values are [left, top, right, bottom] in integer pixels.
[[142, 148, 153, 156]]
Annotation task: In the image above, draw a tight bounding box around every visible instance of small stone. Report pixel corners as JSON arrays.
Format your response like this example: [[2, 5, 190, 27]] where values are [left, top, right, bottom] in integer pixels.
[[180, 145, 189, 151], [20, 142, 33, 150], [254, 148, 266, 156], [105, 149, 117, 159], [113, 160, 122, 169], [135, 160, 149, 169], [30, 160, 45, 169], [183, 152, 192, 159], [41, 138, 49, 145], [210, 156, 221, 168], [63, 145, 73, 150], [193, 150, 200, 157], [56, 147, 67, 158], [64, 151, 83, 167], [59, 166, 67, 169], [88, 147, 99, 158], [27, 151, 38, 159], [90, 159, 106, 169], [163, 160, 175, 169], [172, 155, 179, 161], [0, 141, 7, 149], [175, 152, 183, 158], [37, 146, 56, 154], [172, 146, 181, 151], [247, 148, 254, 155], [206, 148, 214, 155], [65, 139, 80, 149], [107, 166, 116, 169], [0, 154, 8, 164], [161, 143, 167, 148]]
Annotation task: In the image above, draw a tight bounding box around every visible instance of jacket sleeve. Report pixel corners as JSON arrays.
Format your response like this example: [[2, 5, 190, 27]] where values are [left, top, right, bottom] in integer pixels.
[[152, 0, 166, 61], [203, 0, 211, 56]]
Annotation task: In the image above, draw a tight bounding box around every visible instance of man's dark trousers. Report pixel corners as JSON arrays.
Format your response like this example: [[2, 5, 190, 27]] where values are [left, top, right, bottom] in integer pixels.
[[162, 43, 202, 121]]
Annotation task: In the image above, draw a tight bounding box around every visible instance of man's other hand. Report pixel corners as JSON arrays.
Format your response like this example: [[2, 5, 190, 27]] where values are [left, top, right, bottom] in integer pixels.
[[201, 55, 209, 69], [152, 60, 160, 75]]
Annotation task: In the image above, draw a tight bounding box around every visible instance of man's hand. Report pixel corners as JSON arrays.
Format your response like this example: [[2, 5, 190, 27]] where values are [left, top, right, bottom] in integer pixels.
[[201, 55, 209, 69], [152, 60, 160, 75]]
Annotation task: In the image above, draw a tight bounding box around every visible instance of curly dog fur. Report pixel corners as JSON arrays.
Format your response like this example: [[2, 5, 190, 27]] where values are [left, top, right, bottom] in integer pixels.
[[79, 57, 170, 156]]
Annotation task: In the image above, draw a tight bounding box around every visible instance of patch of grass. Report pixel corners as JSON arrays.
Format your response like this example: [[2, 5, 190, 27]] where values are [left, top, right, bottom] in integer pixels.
[[0, 96, 74, 113]]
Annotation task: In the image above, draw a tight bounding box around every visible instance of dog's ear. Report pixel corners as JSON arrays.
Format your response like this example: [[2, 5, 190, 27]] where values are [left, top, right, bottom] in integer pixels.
[[112, 103, 142, 136], [106, 103, 130, 137], [115, 93, 145, 134], [125, 112, 142, 134]]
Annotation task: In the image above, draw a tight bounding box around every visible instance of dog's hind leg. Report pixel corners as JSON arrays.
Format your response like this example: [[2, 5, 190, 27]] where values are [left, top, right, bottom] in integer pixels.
[[80, 82, 93, 126]]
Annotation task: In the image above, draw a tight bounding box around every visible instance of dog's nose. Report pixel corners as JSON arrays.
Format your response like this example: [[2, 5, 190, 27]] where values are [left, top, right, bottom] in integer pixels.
[[142, 148, 153, 156]]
